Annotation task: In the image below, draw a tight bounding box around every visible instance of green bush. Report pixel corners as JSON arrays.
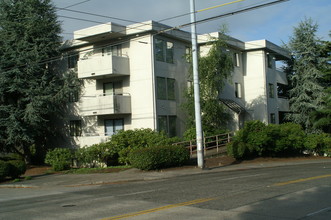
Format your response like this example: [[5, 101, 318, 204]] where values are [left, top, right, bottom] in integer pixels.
[[129, 145, 190, 170], [305, 133, 331, 156], [45, 148, 73, 171], [0, 160, 10, 181], [227, 121, 308, 159], [109, 129, 180, 165], [275, 123, 306, 156], [76, 142, 118, 167], [7, 160, 27, 179]]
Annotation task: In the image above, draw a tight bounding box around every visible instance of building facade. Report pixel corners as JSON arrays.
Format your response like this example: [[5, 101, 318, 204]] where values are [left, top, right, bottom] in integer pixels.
[[60, 21, 290, 148]]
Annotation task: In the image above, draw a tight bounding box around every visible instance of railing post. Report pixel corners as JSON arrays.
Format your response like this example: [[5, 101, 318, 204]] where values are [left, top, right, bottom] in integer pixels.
[[216, 135, 219, 152], [227, 132, 231, 143]]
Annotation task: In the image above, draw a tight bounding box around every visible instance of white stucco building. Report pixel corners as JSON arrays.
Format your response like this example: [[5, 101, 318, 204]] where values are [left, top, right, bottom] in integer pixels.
[[60, 21, 290, 148]]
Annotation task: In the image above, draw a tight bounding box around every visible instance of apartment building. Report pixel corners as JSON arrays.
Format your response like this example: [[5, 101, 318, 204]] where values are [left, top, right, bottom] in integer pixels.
[[60, 21, 290, 148]]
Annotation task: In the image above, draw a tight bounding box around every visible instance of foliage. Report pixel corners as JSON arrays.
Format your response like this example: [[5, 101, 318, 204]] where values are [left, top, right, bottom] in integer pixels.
[[0, 160, 10, 181], [7, 160, 27, 179], [45, 148, 73, 171], [311, 33, 331, 133], [183, 31, 233, 138], [108, 129, 180, 165], [75, 142, 118, 167], [129, 145, 190, 170], [305, 133, 331, 156], [284, 18, 326, 133], [0, 0, 81, 162], [227, 121, 307, 159], [274, 123, 306, 156]]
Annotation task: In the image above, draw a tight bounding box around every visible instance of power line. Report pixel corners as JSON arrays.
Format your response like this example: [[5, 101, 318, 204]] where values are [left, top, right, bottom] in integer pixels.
[[0, 0, 289, 74], [61, 0, 92, 9]]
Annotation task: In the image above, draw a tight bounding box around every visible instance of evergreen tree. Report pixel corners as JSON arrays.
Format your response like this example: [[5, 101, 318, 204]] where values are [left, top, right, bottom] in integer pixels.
[[0, 0, 79, 162], [183, 33, 233, 139], [312, 33, 331, 133], [284, 18, 326, 133]]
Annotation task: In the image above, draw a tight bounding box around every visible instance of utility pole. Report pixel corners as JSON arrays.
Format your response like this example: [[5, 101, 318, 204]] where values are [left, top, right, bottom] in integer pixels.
[[190, 0, 204, 169]]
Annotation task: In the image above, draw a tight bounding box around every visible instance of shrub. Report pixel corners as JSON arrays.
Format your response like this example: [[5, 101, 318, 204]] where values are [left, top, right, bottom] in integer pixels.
[[109, 129, 179, 165], [275, 123, 306, 156], [76, 142, 118, 167], [7, 160, 27, 179], [227, 121, 307, 159], [0, 160, 10, 181], [227, 121, 269, 159], [129, 145, 190, 170], [305, 133, 331, 156], [45, 148, 73, 171]]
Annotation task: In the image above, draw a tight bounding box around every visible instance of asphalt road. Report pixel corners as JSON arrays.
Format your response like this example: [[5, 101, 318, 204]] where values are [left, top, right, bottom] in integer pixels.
[[1, 161, 331, 220]]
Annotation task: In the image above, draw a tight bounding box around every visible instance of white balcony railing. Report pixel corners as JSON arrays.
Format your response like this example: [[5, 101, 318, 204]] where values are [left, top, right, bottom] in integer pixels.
[[79, 94, 131, 116], [78, 54, 130, 79]]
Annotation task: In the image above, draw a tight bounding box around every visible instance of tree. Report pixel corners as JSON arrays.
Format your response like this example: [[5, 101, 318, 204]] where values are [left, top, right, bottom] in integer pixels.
[[284, 18, 326, 133], [183, 32, 233, 139], [0, 0, 79, 162], [311, 32, 331, 133]]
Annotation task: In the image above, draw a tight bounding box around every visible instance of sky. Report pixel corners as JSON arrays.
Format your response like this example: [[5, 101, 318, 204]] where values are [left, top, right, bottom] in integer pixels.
[[54, 0, 331, 45]]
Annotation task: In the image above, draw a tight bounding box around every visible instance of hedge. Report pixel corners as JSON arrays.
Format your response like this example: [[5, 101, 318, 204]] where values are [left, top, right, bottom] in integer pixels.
[[128, 145, 190, 170]]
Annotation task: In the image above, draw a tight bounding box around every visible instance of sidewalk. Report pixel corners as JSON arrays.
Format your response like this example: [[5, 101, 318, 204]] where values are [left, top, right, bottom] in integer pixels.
[[1, 157, 330, 189]]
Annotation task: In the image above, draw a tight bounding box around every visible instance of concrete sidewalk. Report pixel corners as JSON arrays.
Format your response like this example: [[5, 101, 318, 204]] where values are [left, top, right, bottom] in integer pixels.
[[1, 158, 330, 189]]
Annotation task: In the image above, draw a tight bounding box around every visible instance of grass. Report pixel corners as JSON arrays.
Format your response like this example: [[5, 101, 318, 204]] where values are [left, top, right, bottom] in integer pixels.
[[62, 165, 131, 174]]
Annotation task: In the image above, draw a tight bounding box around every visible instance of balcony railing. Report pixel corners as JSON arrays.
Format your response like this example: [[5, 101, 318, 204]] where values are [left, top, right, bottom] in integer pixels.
[[79, 94, 131, 116], [77, 54, 130, 79]]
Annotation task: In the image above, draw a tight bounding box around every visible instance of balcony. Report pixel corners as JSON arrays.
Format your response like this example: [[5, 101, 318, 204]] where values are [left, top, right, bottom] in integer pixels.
[[78, 54, 130, 79], [79, 94, 131, 116]]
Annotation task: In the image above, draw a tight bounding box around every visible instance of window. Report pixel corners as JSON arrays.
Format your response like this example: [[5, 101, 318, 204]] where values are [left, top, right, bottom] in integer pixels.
[[267, 54, 273, 69], [235, 83, 242, 98], [277, 83, 289, 99], [233, 53, 240, 67], [102, 45, 122, 57], [69, 91, 79, 102], [70, 120, 82, 137], [157, 77, 175, 100], [155, 38, 174, 63], [68, 53, 79, 69], [158, 115, 177, 137], [269, 83, 275, 98], [270, 113, 276, 124], [104, 119, 124, 136]]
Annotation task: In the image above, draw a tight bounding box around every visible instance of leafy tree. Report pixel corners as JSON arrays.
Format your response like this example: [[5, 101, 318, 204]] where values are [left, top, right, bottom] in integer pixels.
[[183, 32, 233, 139], [0, 0, 80, 163], [311, 33, 331, 133], [284, 18, 326, 133]]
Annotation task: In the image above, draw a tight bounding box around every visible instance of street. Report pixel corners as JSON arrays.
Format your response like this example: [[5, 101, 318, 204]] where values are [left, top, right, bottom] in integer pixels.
[[1, 161, 331, 219]]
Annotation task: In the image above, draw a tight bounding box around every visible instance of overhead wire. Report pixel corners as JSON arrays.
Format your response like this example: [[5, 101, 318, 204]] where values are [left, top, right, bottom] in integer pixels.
[[0, 0, 289, 74]]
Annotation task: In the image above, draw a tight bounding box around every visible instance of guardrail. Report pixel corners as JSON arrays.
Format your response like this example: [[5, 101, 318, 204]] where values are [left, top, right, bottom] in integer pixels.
[[173, 132, 233, 156]]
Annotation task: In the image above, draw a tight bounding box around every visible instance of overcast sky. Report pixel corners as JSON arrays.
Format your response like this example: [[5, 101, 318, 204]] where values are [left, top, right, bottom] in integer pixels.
[[54, 0, 331, 45]]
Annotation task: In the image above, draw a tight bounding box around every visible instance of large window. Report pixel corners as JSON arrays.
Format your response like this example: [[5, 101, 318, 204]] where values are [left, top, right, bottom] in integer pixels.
[[277, 83, 289, 99], [158, 115, 177, 137], [70, 120, 82, 137], [68, 53, 79, 69], [102, 45, 122, 57], [157, 77, 175, 100], [104, 119, 124, 136], [155, 38, 174, 63]]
